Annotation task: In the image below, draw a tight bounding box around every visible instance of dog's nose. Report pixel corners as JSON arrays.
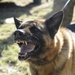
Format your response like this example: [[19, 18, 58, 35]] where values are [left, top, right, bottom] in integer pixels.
[[14, 29, 32, 41], [14, 29, 25, 37]]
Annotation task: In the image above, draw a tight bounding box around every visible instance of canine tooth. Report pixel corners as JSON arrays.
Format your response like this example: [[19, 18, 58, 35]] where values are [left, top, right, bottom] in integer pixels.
[[25, 41, 27, 45], [25, 53, 27, 56], [23, 41, 24, 43]]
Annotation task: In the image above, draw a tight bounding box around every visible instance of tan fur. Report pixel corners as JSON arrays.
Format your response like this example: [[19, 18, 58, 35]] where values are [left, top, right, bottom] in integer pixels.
[[27, 27, 75, 75]]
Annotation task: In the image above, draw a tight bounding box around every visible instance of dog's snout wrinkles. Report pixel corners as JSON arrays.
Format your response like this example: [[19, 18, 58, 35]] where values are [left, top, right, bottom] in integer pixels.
[[14, 29, 25, 37], [14, 29, 32, 41]]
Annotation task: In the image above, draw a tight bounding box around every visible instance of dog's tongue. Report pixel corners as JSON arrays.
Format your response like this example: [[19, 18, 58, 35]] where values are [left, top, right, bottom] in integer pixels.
[[21, 44, 35, 53]]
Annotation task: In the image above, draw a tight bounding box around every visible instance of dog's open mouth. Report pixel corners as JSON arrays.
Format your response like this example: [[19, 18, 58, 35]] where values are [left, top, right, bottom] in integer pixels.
[[16, 40, 40, 60]]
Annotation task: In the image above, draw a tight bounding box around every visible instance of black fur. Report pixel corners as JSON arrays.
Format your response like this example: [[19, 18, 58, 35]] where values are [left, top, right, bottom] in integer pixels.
[[45, 11, 63, 38]]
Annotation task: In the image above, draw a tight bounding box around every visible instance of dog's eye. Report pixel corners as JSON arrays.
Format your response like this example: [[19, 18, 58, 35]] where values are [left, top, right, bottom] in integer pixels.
[[29, 26, 41, 34]]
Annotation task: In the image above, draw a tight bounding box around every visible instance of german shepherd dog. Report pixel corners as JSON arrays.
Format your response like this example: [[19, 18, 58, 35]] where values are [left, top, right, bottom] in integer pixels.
[[13, 11, 75, 75]]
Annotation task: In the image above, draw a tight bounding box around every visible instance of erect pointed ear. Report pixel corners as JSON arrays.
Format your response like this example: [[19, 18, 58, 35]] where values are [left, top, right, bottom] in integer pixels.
[[14, 17, 22, 29], [45, 11, 63, 38]]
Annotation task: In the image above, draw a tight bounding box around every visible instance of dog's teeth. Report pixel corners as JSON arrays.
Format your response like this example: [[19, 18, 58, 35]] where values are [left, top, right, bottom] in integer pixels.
[[16, 41, 20, 43], [25, 41, 27, 45], [16, 41, 25, 44], [21, 41, 24, 43], [25, 53, 27, 56], [23, 41, 24, 43]]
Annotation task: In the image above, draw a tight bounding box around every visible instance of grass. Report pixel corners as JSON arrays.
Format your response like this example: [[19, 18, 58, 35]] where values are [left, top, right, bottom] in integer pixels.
[[0, 23, 30, 75], [0, 0, 75, 75]]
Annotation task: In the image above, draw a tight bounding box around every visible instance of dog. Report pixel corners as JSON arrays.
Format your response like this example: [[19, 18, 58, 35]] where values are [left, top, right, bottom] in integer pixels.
[[13, 11, 75, 75]]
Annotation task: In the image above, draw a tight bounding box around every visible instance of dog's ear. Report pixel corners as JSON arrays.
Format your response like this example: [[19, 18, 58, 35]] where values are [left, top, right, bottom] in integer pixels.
[[45, 11, 63, 38], [14, 17, 22, 29]]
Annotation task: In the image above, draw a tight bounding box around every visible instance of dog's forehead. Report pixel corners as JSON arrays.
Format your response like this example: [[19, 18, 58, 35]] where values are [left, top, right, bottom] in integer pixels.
[[19, 19, 44, 29], [22, 19, 37, 27]]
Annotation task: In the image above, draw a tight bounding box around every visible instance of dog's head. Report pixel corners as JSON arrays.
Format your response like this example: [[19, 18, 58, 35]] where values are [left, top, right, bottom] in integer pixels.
[[13, 11, 63, 61]]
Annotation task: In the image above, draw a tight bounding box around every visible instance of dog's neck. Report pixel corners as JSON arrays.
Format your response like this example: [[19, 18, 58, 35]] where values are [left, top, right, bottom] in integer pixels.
[[27, 28, 74, 75]]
